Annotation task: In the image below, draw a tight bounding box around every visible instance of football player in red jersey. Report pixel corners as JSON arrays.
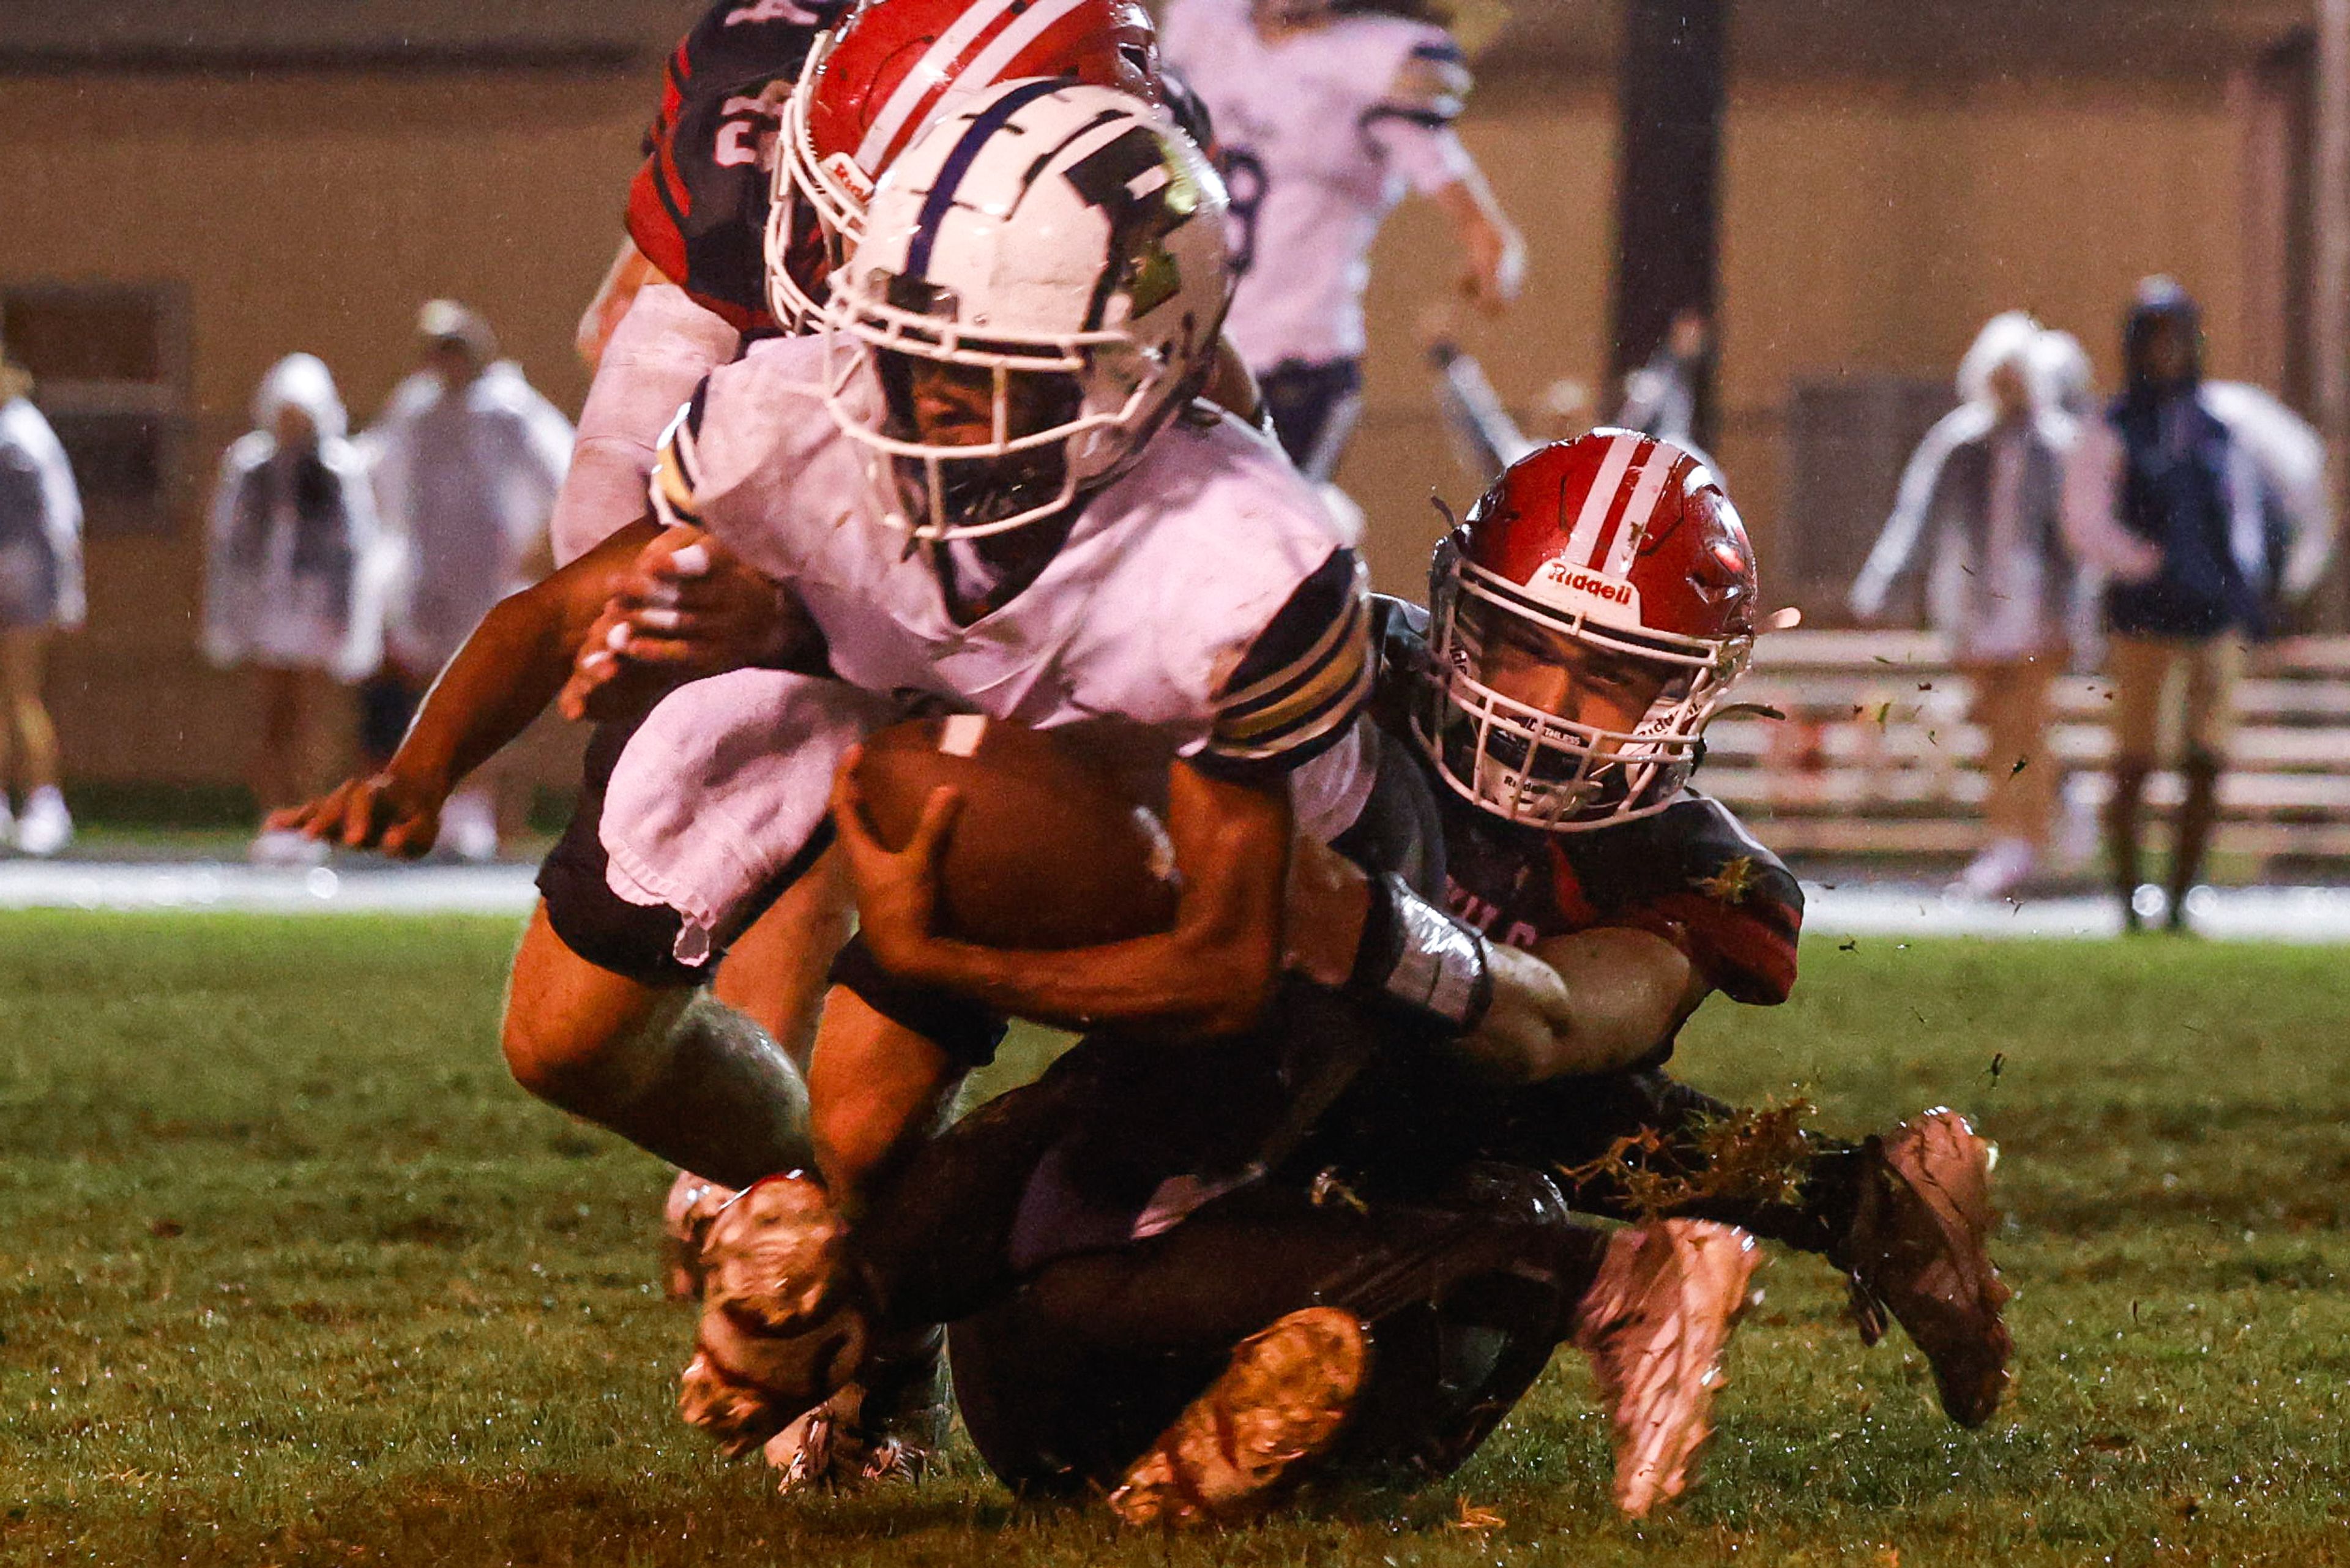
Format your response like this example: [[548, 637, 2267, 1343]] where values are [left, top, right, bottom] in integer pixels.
[[1346, 433, 2010, 1426], [683, 433, 2010, 1512]]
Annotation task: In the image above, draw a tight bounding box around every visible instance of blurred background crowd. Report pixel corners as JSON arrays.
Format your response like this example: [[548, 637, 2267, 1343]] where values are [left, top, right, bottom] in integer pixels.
[[2, 0, 2347, 930]]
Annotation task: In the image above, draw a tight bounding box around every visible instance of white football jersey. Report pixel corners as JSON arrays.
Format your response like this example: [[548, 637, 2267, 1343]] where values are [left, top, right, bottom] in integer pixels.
[[652, 332, 1375, 824], [1162, 0, 1475, 370]]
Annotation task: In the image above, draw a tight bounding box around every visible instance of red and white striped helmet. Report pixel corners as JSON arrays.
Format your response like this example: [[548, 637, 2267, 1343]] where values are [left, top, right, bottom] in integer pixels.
[[1419, 430, 1759, 831], [765, 0, 1160, 330]]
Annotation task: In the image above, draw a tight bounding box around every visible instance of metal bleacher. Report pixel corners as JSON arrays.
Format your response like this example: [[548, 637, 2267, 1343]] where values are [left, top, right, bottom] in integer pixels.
[[1699, 632, 2350, 872]]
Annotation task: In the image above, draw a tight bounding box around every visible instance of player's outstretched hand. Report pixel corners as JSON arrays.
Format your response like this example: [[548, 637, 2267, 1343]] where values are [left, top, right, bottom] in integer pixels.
[[266, 772, 444, 859], [827, 747, 963, 977]]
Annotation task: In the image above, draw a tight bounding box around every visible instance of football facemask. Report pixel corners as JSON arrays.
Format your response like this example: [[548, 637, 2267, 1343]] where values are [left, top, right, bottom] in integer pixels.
[[871, 346, 1091, 535], [1423, 551, 1740, 832], [822, 81, 1229, 543]]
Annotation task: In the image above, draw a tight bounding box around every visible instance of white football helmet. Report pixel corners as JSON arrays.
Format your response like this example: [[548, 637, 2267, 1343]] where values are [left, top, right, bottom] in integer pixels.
[[766, 0, 1162, 334], [821, 79, 1231, 542]]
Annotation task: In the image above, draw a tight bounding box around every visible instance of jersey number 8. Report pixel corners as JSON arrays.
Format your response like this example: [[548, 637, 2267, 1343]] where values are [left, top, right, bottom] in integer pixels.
[[1218, 145, 1269, 280]]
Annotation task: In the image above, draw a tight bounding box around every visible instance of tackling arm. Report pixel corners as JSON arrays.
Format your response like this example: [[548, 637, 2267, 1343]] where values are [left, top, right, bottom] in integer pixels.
[[1518, 927, 1708, 1078], [1284, 835, 1695, 1083]]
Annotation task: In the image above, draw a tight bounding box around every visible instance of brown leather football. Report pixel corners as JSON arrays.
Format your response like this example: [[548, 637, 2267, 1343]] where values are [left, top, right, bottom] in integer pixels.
[[849, 715, 1182, 950]]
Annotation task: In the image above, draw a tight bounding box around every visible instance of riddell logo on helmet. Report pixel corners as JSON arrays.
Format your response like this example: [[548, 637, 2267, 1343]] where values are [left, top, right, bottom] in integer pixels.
[[1526, 559, 1643, 619]]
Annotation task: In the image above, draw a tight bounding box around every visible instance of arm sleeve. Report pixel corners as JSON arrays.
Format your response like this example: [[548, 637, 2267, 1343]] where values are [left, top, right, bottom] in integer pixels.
[[1362, 37, 1476, 197], [2061, 418, 2156, 578], [1189, 548, 1375, 786], [552, 285, 742, 567], [648, 377, 715, 532], [1606, 852, 1804, 1007], [1850, 411, 1964, 619]]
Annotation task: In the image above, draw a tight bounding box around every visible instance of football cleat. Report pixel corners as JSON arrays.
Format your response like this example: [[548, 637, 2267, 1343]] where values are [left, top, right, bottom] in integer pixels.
[[677, 1173, 870, 1455], [660, 1170, 737, 1300], [765, 1381, 934, 1495], [1841, 1108, 2012, 1427], [768, 1321, 949, 1494], [1572, 1219, 1760, 1519], [1108, 1307, 1370, 1528]]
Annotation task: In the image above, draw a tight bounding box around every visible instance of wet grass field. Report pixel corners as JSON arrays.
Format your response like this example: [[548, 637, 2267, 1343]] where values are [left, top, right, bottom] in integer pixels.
[[4, 913, 2348, 1565]]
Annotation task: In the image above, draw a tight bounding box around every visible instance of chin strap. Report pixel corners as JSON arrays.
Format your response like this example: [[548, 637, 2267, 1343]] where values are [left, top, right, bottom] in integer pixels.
[[1346, 872, 1494, 1036]]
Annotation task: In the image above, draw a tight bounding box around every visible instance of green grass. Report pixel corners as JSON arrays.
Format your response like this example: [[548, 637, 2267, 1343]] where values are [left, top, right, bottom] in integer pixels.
[[3, 915, 2349, 1566]]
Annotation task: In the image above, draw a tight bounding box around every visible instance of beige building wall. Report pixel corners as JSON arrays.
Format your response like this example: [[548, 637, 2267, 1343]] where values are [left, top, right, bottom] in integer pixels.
[[1338, 69, 2254, 605], [0, 70, 648, 786], [0, 51, 2275, 788]]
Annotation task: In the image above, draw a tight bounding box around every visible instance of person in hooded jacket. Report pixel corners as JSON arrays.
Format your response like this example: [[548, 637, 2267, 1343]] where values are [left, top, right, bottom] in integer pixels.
[[2063, 277, 2335, 933], [204, 354, 389, 864], [0, 340, 84, 857], [359, 301, 573, 861], [1851, 312, 2081, 899]]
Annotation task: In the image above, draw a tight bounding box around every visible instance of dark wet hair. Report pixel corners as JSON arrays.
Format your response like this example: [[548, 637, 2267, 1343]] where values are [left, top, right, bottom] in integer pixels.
[[2122, 275, 2202, 398]]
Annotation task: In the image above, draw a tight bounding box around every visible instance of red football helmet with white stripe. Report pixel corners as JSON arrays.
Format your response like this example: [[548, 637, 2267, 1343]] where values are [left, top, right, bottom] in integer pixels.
[[765, 0, 1160, 329], [1419, 430, 1760, 831]]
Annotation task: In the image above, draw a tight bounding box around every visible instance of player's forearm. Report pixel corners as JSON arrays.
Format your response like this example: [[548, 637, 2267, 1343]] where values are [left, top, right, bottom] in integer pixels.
[[888, 902, 1284, 1037], [1517, 927, 1707, 1079], [389, 520, 658, 792]]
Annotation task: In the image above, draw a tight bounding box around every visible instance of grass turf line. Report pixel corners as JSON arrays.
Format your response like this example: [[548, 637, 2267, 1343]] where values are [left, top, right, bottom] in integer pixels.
[[2, 913, 2348, 1565]]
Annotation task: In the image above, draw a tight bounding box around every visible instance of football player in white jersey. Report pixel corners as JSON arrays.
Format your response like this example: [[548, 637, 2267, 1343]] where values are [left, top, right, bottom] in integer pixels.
[[552, 83, 1386, 1201], [276, 2, 1190, 1162], [1160, 0, 1523, 481]]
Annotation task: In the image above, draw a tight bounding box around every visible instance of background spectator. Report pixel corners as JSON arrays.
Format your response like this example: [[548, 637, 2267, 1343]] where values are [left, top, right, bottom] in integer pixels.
[[2063, 277, 2335, 933], [1851, 312, 2081, 898], [360, 301, 572, 861], [203, 353, 389, 864], [0, 340, 85, 857]]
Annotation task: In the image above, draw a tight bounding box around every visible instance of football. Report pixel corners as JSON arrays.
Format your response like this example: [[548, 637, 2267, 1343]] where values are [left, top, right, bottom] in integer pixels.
[[849, 715, 1183, 950]]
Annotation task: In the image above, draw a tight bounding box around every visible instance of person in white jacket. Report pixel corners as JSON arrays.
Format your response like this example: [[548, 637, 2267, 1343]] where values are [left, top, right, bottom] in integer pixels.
[[1851, 313, 2081, 899], [360, 301, 573, 860], [0, 345, 85, 857], [204, 354, 390, 864]]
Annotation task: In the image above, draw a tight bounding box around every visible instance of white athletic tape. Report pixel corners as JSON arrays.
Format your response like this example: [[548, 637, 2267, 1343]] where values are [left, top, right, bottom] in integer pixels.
[[668, 543, 712, 577], [938, 714, 990, 758]]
